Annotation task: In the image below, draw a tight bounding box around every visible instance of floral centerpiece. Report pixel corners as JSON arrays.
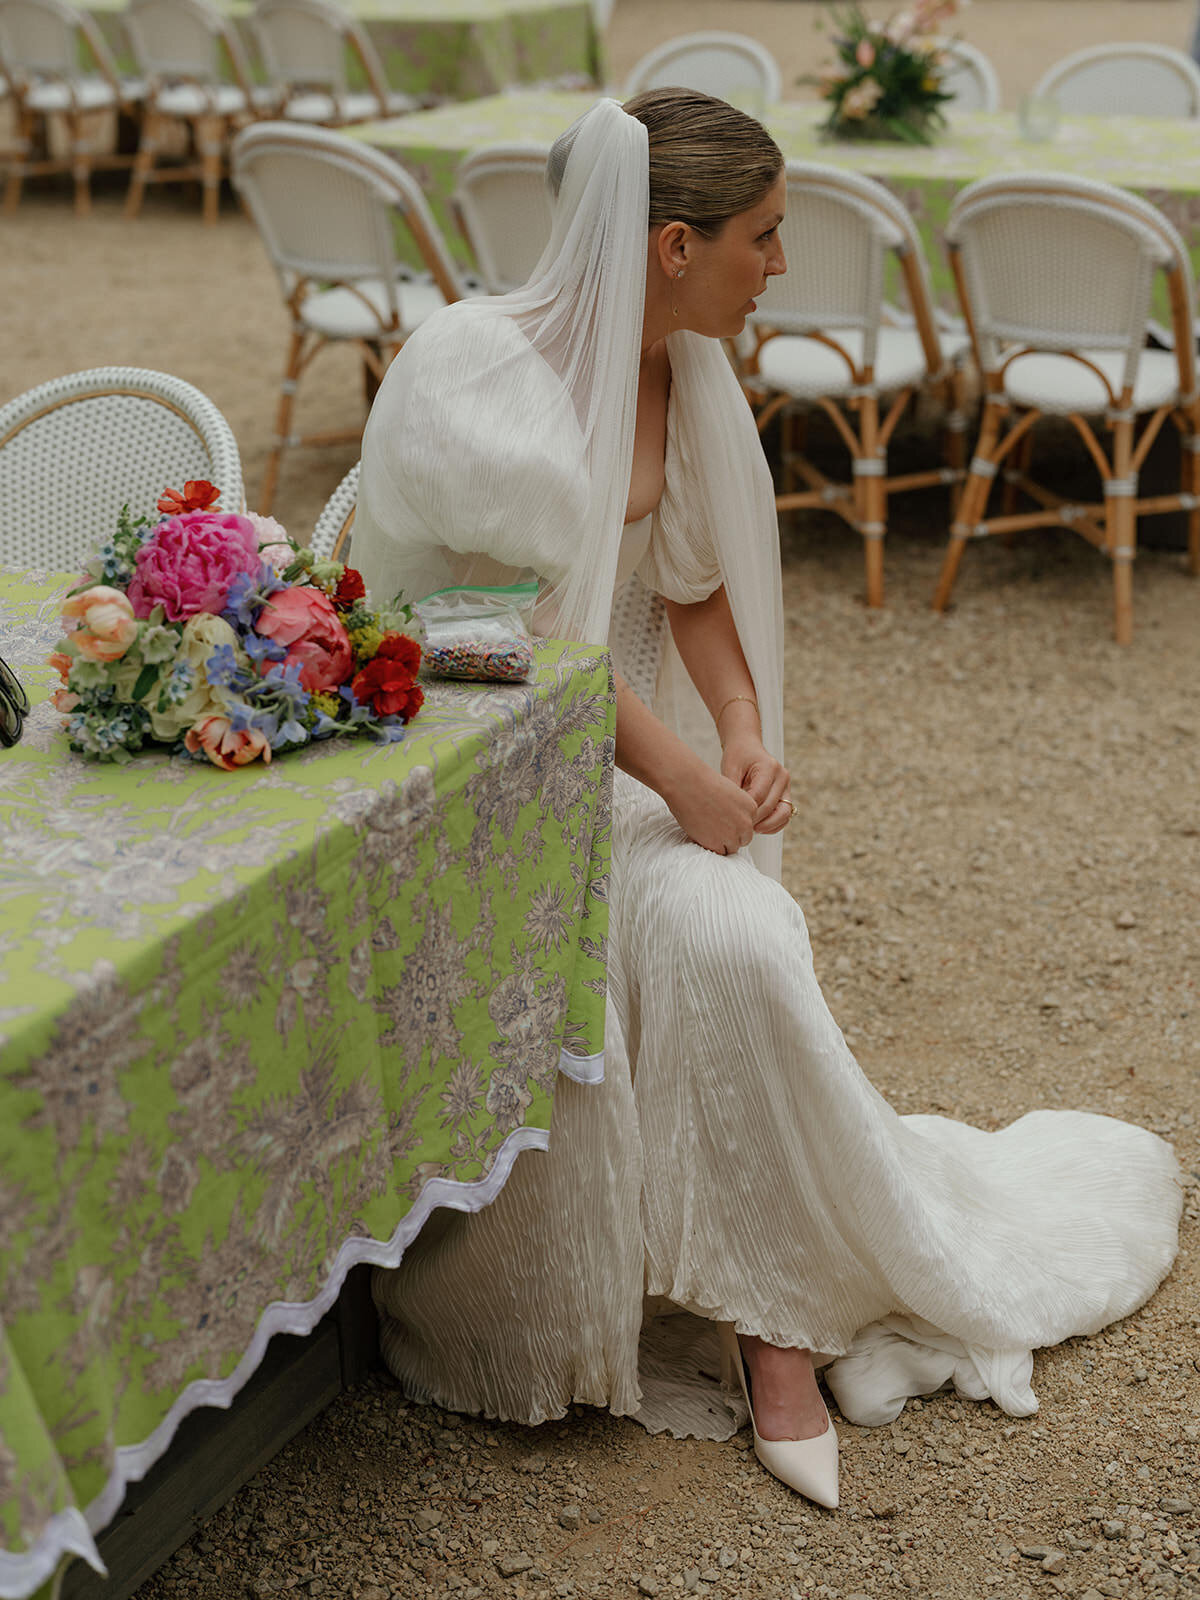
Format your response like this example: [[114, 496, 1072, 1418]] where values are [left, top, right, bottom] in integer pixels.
[[48, 481, 424, 769], [815, 0, 961, 144]]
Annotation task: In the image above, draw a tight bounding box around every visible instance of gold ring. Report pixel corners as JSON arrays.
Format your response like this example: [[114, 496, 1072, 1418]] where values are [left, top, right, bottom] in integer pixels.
[[784, 800, 796, 817]]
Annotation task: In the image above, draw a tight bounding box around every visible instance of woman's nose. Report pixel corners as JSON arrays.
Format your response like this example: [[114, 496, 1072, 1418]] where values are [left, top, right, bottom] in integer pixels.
[[768, 241, 787, 277]]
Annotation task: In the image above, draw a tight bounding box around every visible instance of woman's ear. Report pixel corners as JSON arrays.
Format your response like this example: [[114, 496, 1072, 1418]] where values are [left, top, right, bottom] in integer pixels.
[[653, 220, 690, 280]]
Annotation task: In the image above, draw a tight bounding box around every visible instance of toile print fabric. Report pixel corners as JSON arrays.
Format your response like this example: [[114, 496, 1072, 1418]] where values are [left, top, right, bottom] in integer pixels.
[[366, 93, 1200, 330], [0, 569, 613, 1600]]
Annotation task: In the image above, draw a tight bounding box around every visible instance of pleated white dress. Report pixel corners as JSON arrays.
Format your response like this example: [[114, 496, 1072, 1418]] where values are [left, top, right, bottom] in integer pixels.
[[372, 512, 1183, 1438]]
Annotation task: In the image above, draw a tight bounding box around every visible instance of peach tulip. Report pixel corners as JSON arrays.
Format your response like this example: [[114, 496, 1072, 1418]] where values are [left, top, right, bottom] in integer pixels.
[[61, 586, 139, 663], [184, 714, 272, 771]]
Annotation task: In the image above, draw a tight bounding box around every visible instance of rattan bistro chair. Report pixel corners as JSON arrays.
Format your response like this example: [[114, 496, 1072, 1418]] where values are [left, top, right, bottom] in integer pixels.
[[123, 0, 264, 225], [745, 163, 970, 608], [250, 0, 415, 127], [231, 121, 465, 514], [1032, 43, 1200, 118], [0, 0, 145, 214], [931, 174, 1200, 645], [623, 32, 781, 109], [937, 38, 1001, 112], [311, 459, 358, 561], [0, 366, 243, 568], [450, 144, 552, 294]]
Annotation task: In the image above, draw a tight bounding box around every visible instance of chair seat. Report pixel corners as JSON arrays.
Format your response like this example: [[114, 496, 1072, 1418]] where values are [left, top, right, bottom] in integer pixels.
[[755, 326, 969, 401], [25, 76, 145, 111], [299, 276, 451, 338], [281, 89, 415, 123], [153, 83, 251, 117], [1003, 349, 1182, 416]]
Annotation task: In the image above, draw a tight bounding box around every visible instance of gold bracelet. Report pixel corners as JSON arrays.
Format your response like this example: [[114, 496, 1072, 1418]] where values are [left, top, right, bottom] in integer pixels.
[[714, 693, 760, 733]]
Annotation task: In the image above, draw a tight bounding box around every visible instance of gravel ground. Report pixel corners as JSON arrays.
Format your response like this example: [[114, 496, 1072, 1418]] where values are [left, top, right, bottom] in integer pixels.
[[2, 3, 1198, 1596]]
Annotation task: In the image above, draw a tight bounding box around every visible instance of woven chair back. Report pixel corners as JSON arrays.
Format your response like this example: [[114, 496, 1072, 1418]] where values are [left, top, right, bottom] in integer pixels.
[[311, 460, 359, 560], [936, 38, 1001, 111], [756, 163, 942, 375], [252, 0, 365, 94], [623, 31, 781, 106], [946, 176, 1186, 403], [1033, 43, 1200, 118], [232, 123, 463, 308], [452, 144, 552, 294], [0, 367, 243, 569], [0, 0, 84, 75], [125, 0, 233, 83]]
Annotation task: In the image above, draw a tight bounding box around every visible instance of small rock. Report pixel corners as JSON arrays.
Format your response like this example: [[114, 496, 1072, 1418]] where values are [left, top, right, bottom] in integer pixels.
[[360, 1588, 387, 1600], [1132, 1367, 1149, 1383], [638, 1581, 661, 1598], [1078, 1590, 1106, 1600], [587, 1508, 604, 1523], [699, 1570, 721, 1585], [683, 1571, 700, 1593], [414, 1508, 443, 1532], [515, 1453, 547, 1474], [1041, 1553, 1068, 1574], [718, 1546, 738, 1569], [1102, 1522, 1126, 1540], [496, 1553, 533, 1578], [1116, 911, 1137, 928], [1161, 1498, 1193, 1514], [558, 1505, 582, 1531], [1018, 1545, 1060, 1561], [1040, 996, 1060, 1010], [482, 1539, 500, 1556], [869, 1493, 898, 1518]]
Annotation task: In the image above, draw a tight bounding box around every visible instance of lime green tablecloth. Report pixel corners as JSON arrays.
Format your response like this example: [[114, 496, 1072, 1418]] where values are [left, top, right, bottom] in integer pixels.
[[85, 0, 600, 103], [357, 94, 1200, 318], [0, 570, 613, 1600]]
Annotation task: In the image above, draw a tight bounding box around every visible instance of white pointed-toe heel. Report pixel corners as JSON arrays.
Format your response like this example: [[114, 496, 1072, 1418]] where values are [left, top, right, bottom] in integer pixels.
[[719, 1323, 840, 1509]]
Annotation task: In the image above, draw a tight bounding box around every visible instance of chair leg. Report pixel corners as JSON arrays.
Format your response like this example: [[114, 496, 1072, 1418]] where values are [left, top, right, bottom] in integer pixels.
[[943, 368, 968, 518], [932, 401, 1003, 613], [1188, 431, 1200, 578], [124, 108, 159, 220], [3, 108, 33, 212], [68, 113, 92, 217], [1107, 416, 1136, 646], [196, 114, 223, 226], [857, 394, 885, 608], [259, 330, 306, 516]]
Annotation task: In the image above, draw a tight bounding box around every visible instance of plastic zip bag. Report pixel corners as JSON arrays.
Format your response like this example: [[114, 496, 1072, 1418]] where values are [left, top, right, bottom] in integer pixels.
[[414, 582, 537, 683]]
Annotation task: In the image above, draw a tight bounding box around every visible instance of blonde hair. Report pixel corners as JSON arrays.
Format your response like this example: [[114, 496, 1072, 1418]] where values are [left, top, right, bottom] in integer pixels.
[[622, 87, 783, 237]]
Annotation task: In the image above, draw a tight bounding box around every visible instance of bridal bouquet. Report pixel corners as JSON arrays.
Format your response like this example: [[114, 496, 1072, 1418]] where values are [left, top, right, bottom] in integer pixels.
[[48, 481, 424, 769], [815, 0, 961, 144]]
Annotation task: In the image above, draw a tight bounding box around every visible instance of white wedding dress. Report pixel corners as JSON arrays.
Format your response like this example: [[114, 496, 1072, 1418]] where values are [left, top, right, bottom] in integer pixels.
[[369, 504, 1182, 1438], [356, 98, 1181, 1440]]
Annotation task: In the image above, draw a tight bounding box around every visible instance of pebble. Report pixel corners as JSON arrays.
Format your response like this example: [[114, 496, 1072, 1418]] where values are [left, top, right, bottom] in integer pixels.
[[1161, 1498, 1193, 1514], [558, 1504, 581, 1531], [413, 1509, 442, 1532], [869, 1493, 898, 1518], [496, 1553, 534, 1578], [637, 1580, 661, 1597]]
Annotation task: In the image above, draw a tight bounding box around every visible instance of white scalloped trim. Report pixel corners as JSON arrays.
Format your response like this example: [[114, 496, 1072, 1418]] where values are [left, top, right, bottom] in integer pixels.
[[558, 1047, 604, 1085], [1, 1124, 550, 1600]]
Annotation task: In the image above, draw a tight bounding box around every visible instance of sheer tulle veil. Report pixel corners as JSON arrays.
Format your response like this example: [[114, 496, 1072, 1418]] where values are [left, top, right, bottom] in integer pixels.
[[353, 96, 785, 877]]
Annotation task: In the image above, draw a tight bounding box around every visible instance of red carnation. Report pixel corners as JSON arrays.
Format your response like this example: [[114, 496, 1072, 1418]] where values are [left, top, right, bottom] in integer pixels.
[[157, 480, 221, 514], [333, 567, 367, 609], [351, 632, 424, 720]]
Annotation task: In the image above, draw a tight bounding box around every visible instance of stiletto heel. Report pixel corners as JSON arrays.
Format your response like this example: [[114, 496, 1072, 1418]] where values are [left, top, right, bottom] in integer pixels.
[[718, 1324, 840, 1508]]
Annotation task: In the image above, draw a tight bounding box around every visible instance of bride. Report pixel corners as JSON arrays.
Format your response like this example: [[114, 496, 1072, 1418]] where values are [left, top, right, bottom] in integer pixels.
[[351, 89, 1182, 1509]]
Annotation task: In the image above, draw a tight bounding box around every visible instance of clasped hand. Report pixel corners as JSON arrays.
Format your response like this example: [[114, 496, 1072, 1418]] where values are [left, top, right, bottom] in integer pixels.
[[665, 734, 793, 856]]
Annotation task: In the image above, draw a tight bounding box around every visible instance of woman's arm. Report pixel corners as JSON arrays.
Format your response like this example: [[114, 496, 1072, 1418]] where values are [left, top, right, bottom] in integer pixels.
[[615, 584, 792, 855]]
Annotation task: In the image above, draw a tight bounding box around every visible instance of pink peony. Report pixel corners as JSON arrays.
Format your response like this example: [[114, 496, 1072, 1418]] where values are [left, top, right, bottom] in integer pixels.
[[254, 585, 354, 693], [184, 714, 272, 771], [127, 511, 262, 622], [246, 511, 294, 576], [856, 37, 876, 67], [61, 586, 139, 662]]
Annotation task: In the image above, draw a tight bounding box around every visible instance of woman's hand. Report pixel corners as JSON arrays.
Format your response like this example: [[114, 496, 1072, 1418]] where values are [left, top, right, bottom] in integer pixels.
[[720, 730, 794, 837], [661, 757, 760, 856]]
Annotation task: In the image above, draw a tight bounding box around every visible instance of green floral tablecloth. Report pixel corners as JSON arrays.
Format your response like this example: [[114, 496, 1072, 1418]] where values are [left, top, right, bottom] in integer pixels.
[[0, 570, 614, 1600], [357, 95, 1200, 320], [85, 0, 600, 103]]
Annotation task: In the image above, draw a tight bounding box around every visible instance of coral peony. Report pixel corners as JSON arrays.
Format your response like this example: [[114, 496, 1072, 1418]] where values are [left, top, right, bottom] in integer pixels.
[[184, 714, 272, 770], [61, 586, 139, 662], [253, 585, 354, 692], [350, 632, 423, 720], [158, 480, 221, 514], [128, 511, 262, 622]]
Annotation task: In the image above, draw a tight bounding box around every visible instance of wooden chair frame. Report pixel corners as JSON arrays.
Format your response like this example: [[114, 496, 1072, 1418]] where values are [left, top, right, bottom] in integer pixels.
[[0, 0, 140, 215], [931, 178, 1200, 646], [745, 168, 968, 608]]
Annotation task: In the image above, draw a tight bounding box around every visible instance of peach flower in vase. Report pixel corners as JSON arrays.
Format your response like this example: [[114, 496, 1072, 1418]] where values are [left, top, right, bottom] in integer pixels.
[[184, 714, 273, 771], [61, 587, 139, 662]]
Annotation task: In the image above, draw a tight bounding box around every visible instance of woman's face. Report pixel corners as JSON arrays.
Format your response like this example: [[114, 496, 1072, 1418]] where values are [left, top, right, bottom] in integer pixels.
[[680, 174, 787, 339]]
